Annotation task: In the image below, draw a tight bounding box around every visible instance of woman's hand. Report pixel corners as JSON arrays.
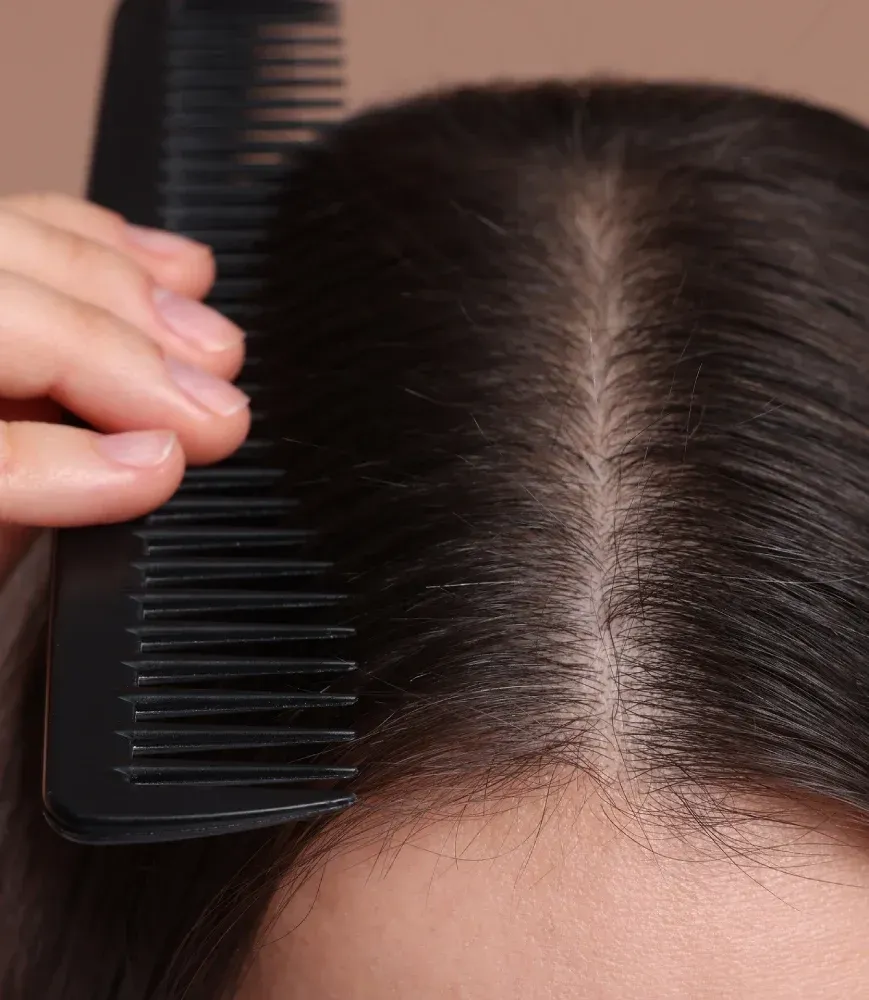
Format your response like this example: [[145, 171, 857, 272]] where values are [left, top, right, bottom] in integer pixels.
[[0, 192, 251, 582]]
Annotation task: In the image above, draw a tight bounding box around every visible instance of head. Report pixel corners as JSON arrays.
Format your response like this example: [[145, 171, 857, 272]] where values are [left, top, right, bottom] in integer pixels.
[[6, 77, 869, 998]]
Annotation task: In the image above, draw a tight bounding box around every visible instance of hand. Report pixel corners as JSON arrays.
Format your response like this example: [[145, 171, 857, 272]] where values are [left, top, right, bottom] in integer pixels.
[[0, 192, 251, 583]]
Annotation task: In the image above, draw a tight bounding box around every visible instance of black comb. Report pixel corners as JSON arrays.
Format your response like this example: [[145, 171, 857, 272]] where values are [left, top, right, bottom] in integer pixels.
[[42, 0, 357, 845]]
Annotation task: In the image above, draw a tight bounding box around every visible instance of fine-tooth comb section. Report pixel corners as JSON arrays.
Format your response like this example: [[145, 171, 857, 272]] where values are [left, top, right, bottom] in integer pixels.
[[43, 0, 354, 845]]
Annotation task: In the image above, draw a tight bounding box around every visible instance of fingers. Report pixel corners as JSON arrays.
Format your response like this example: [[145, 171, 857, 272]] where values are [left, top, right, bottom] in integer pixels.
[[0, 193, 252, 536], [0, 271, 250, 466], [0, 192, 215, 300], [0, 422, 186, 526], [0, 204, 243, 382]]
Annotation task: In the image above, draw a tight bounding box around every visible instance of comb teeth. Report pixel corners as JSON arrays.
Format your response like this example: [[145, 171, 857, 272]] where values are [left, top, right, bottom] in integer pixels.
[[147, 496, 297, 525], [118, 762, 358, 786], [131, 0, 353, 799], [171, 231, 268, 250], [173, 466, 283, 486], [43, 0, 353, 845], [121, 725, 356, 754], [125, 690, 357, 718], [235, 437, 274, 455], [136, 591, 346, 615], [136, 559, 334, 587], [132, 624, 355, 652], [131, 656, 355, 684], [136, 526, 312, 553]]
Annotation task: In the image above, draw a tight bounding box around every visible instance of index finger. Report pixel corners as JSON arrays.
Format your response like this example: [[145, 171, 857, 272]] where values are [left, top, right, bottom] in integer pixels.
[[0, 192, 216, 301]]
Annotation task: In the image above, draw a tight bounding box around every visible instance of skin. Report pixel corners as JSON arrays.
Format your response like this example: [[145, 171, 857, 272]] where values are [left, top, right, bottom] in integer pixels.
[[241, 781, 869, 999]]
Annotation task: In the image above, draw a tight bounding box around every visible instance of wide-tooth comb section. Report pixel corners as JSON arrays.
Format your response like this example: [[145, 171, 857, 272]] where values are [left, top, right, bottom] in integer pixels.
[[44, 0, 353, 845], [147, 497, 297, 527], [136, 591, 345, 615], [132, 623, 355, 652], [125, 690, 357, 719], [121, 725, 355, 754], [136, 559, 333, 587], [172, 469, 284, 492], [163, 202, 279, 223], [235, 439, 274, 457], [119, 762, 357, 786], [209, 254, 271, 274], [135, 526, 313, 555], [130, 656, 355, 684]]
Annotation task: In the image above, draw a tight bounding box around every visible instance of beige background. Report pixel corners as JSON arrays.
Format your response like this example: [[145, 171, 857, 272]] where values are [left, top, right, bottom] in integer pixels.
[[0, 0, 865, 197]]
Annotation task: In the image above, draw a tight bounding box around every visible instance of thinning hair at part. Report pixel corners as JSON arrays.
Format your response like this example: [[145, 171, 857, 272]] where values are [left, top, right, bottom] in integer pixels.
[[257, 80, 869, 827], [5, 78, 869, 999]]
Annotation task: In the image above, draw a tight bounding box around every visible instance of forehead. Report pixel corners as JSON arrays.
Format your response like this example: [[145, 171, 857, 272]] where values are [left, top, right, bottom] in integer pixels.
[[244, 783, 869, 999]]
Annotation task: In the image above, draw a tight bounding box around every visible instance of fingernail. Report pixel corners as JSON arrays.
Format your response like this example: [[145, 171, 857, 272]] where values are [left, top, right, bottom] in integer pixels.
[[127, 224, 207, 256], [96, 430, 177, 468], [154, 288, 245, 353], [166, 357, 250, 417]]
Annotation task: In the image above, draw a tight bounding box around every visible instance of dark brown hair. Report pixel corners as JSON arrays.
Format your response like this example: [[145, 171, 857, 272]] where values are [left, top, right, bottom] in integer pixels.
[[6, 77, 869, 998]]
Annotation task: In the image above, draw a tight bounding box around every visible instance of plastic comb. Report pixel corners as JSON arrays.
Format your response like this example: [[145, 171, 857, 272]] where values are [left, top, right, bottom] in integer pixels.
[[42, 0, 357, 845]]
